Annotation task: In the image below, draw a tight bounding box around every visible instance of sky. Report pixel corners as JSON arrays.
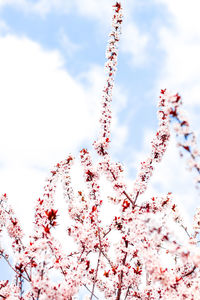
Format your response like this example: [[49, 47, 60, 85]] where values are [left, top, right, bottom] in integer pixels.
[[0, 0, 200, 294]]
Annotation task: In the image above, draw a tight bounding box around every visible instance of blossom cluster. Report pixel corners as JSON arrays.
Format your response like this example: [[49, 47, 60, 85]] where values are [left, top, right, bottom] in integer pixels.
[[166, 90, 200, 188], [1, 1, 200, 300], [132, 92, 171, 199], [93, 2, 123, 156]]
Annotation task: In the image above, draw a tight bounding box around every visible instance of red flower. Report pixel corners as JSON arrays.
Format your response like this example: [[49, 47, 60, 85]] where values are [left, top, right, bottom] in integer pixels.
[[86, 260, 90, 270], [38, 198, 43, 205], [43, 225, 50, 234], [104, 270, 110, 277], [161, 89, 166, 94], [172, 204, 176, 212], [175, 93, 181, 102], [133, 266, 142, 275], [31, 260, 37, 268], [86, 170, 95, 182], [45, 209, 58, 226], [183, 145, 190, 152], [113, 2, 121, 13], [11, 218, 18, 226], [67, 156, 73, 163], [92, 206, 97, 213], [112, 266, 117, 275], [122, 199, 130, 211]]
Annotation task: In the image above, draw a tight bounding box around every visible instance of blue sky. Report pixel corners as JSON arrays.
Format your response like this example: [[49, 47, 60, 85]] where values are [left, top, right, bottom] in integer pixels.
[[0, 0, 200, 294]]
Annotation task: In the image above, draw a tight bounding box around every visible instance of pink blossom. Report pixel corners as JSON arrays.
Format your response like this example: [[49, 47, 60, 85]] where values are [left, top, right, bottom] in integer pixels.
[[1, 2, 200, 300]]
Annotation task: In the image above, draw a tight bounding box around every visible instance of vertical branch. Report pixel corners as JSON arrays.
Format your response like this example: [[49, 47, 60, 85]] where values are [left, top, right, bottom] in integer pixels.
[[116, 238, 128, 300], [131, 90, 172, 204], [168, 91, 200, 186], [60, 155, 74, 204], [90, 228, 102, 300], [93, 2, 123, 156], [0, 194, 25, 254], [33, 161, 60, 237]]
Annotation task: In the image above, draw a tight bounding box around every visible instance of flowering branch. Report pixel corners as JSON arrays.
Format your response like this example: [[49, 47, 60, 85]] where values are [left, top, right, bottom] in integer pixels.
[[0, 1, 200, 300]]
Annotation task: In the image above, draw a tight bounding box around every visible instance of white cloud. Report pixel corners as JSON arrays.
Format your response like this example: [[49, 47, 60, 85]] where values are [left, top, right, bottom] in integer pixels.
[[0, 33, 128, 235], [0, 0, 27, 11], [121, 22, 149, 66], [0, 34, 98, 166], [0, 0, 72, 15], [30, 0, 72, 16], [58, 29, 80, 57], [156, 0, 200, 35], [0, 0, 150, 67], [0, 33, 96, 232], [0, 19, 9, 34], [74, 0, 113, 23], [155, 0, 200, 110], [0, 0, 112, 19]]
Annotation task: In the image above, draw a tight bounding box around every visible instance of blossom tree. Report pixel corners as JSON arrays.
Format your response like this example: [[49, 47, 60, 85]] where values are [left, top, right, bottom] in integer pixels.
[[1, 2, 200, 299]]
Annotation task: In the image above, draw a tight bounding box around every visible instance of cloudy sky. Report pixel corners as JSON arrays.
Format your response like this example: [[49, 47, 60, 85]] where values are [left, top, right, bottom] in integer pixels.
[[0, 0, 200, 288]]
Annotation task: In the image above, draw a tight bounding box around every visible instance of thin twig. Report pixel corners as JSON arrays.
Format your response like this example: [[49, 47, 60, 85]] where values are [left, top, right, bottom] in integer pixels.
[[97, 246, 113, 268], [83, 284, 99, 300], [123, 191, 134, 206], [124, 286, 130, 300], [90, 227, 102, 300], [182, 266, 196, 279], [181, 224, 191, 238], [0, 253, 29, 282]]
